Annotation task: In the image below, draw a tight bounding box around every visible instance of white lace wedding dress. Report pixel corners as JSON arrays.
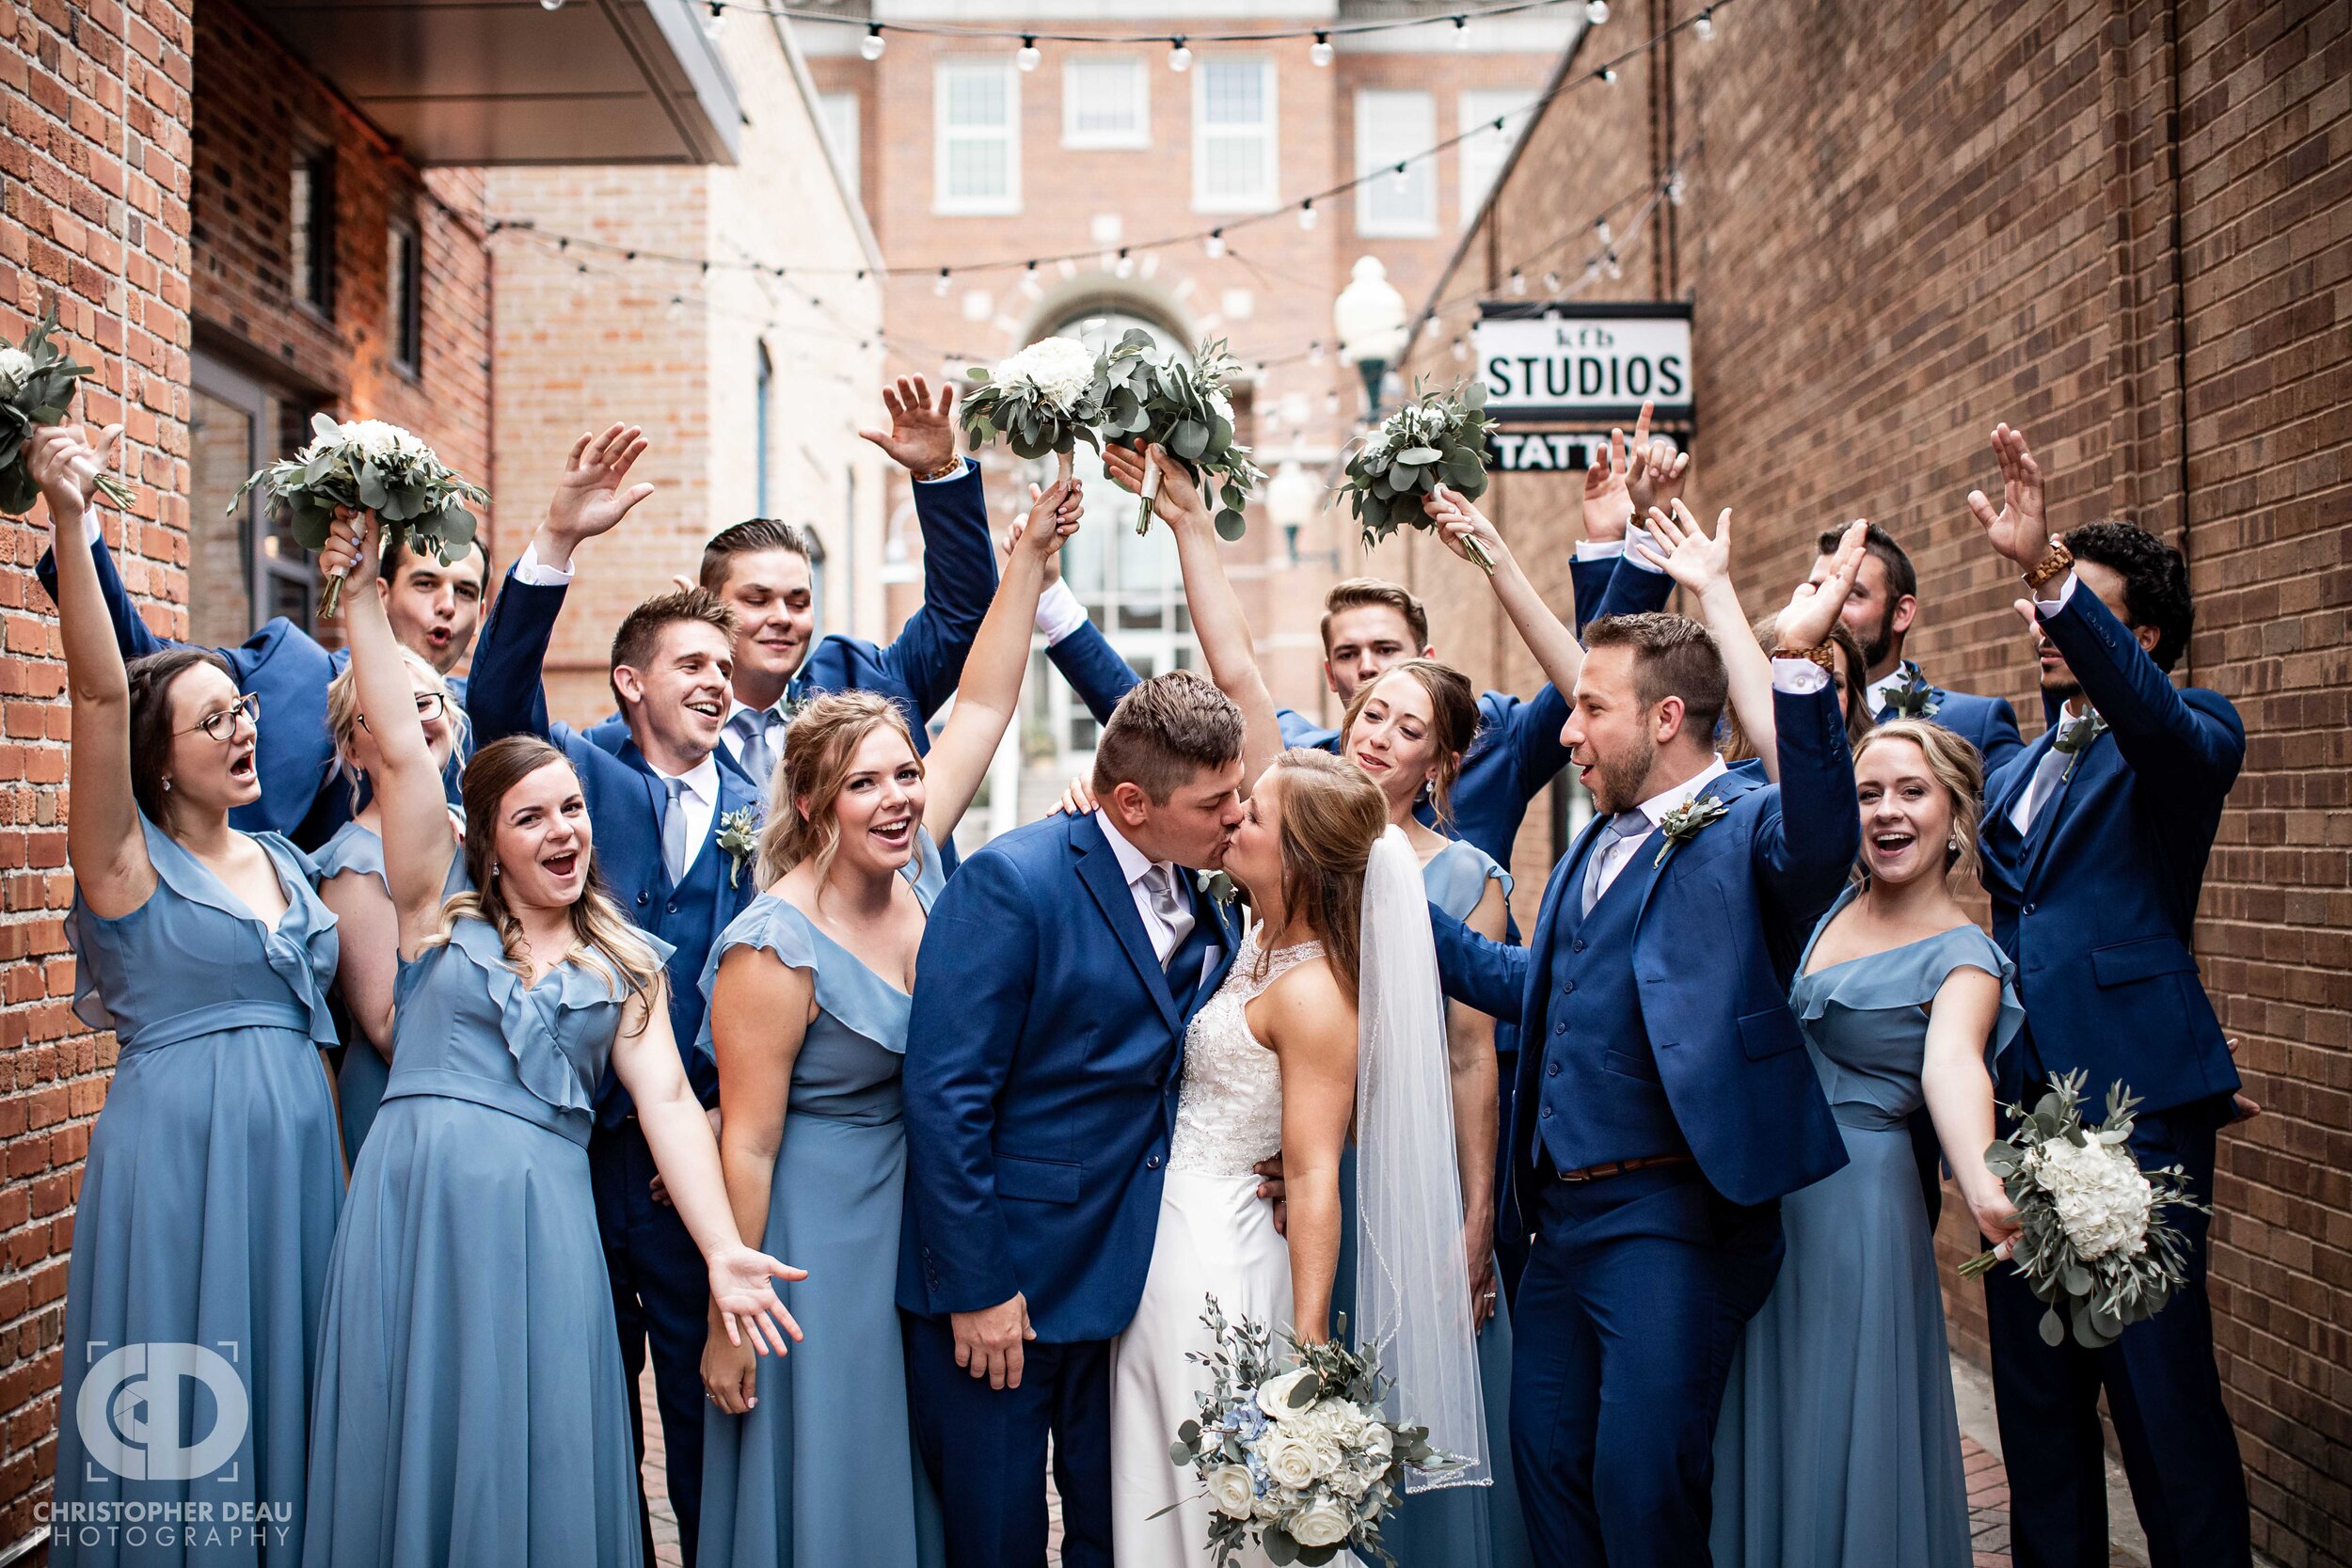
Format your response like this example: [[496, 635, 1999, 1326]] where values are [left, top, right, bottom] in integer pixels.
[[1109, 932, 1325, 1568]]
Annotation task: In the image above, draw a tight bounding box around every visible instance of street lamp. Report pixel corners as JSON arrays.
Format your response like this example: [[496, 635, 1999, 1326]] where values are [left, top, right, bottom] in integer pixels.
[[1265, 460, 1322, 564], [1332, 256, 1409, 420]]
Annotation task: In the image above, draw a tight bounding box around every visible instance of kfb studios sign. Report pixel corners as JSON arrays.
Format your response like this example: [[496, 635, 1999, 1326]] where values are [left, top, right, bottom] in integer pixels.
[[1473, 302, 1692, 424]]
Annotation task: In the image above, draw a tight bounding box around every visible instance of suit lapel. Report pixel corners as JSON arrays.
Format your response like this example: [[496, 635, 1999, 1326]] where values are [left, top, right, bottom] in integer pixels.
[[1071, 816, 1183, 1032], [1631, 770, 1750, 932], [2020, 727, 2102, 887]]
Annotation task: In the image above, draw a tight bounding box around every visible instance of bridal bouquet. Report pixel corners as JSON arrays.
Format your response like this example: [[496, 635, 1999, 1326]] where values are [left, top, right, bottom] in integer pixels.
[[959, 335, 1107, 481], [1340, 382, 1501, 573], [1104, 331, 1265, 540], [229, 414, 488, 617], [1165, 1297, 1462, 1566], [1958, 1070, 2205, 1350], [1, 301, 137, 516]]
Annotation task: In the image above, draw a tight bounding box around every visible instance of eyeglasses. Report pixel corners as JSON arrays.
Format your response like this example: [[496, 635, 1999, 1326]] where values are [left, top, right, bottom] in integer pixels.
[[357, 691, 451, 731], [177, 691, 262, 743]]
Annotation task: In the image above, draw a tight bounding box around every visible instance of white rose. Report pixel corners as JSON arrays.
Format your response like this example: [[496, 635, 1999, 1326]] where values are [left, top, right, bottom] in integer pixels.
[[0, 347, 34, 397], [1257, 1369, 1316, 1421], [1329, 1460, 1373, 1499], [1261, 1432, 1319, 1491], [1290, 1494, 1354, 1549], [2028, 1135, 2153, 1260], [1205, 1464, 1256, 1520], [1362, 1422, 1394, 1459]]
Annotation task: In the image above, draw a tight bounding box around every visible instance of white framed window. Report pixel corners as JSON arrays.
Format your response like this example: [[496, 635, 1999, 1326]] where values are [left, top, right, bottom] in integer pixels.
[[1356, 89, 1438, 237], [818, 90, 861, 196], [1192, 58, 1277, 214], [1063, 56, 1148, 149], [1459, 88, 1539, 229], [934, 60, 1020, 215]]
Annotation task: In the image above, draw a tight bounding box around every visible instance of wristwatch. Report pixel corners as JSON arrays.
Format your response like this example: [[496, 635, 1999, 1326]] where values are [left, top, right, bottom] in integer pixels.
[[915, 453, 965, 483], [2022, 538, 2074, 594], [1770, 642, 1836, 673]]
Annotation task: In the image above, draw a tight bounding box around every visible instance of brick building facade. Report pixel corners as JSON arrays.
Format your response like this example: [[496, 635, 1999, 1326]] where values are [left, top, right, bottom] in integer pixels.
[[1390, 2, 2349, 1560]]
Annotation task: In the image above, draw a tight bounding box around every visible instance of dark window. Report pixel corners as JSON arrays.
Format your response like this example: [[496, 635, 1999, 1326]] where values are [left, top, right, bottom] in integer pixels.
[[389, 219, 422, 372], [291, 148, 335, 312]]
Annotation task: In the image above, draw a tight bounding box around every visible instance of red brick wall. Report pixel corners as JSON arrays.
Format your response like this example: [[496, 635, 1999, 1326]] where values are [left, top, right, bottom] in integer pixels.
[[1398, 2, 2351, 1560]]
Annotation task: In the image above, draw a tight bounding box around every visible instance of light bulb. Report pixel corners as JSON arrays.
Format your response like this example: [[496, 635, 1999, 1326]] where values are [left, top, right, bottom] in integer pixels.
[[933, 268, 951, 297], [538, 0, 564, 12], [1309, 340, 1326, 364], [1452, 337, 1469, 362], [1298, 200, 1318, 230], [1584, 258, 1602, 281], [1667, 173, 1687, 206], [1586, 1, 1611, 24], [1168, 39, 1192, 71], [1601, 65, 1618, 85], [1311, 32, 1333, 67], [1017, 38, 1040, 71], [1694, 10, 1715, 41], [1326, 391, 1341, 417], [1422, 315, 1443, 340], [1604, 253, 1623, 280], [1543, 270, 1562, 292], [1115, 248, 1135, 278], [1597, 218, 1613, 245], [1508, 270, 1526, 295], [859, 24, 885, 61], [1454, 16, 1470, 48], [1391, 162, 1411, 193], [1203, 230, 1226, 259], [703, 2, 724, 38]]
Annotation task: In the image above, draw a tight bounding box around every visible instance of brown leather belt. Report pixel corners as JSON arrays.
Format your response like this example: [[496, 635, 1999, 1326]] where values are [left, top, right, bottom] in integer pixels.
[[1553, 1154, 1692, 1184]]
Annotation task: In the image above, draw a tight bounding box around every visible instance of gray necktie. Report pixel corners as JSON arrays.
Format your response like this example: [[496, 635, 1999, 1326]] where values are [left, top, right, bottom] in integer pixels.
[[660, 775, 690, 884], [1141, 863, 1196, 970], [2017, 744, 2073, 834], [1580, 811, 1651, 917], [730, 707, 775, 795]]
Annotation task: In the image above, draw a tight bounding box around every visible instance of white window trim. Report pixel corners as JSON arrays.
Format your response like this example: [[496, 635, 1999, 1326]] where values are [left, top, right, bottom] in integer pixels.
[[1061, 55, 1150, 150], [1355, 88, 1438, 239], [1191, 57, 1278, 215], [934, 59, 1022, 217]]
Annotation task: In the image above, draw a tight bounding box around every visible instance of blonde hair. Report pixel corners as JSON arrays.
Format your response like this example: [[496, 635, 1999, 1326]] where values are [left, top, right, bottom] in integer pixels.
[[1259, 749, 1388, 996], [425, 736, 665, 1004], [1338, 657, 1480, 828], [755, 691, 927, 888], [326, 646, 453, 810], [1852, 720, 1984, 886]]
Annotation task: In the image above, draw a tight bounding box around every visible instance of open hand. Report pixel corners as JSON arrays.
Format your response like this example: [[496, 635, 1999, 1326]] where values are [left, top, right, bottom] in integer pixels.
[[27, 423, 125, 530], [1965, 422, 2049, 569], [1425, 484, 1505, 568], [1102, 442, 1208, 532], [546, 423, 654, 548], [859, 374, 960, 476], [707, 1244, 806, 1358], [1779, 518, 1867, 652], [1621, 400, 1690, 515], [1580, 427, 1636, 545], [1635, 499, 1731, 597]]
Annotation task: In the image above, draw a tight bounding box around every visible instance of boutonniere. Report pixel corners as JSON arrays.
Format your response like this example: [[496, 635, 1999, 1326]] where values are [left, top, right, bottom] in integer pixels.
[[1654, 796, 1728, 867], [715, 806, 763, 888], [1196, 869, 1240, 908], [1886, 666, 1942, 720], [2050, 708, 2107, 782]]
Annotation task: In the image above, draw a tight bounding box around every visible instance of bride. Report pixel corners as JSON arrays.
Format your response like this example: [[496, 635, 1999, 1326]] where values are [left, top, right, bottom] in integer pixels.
[[1106, 444, 1492, 1565]]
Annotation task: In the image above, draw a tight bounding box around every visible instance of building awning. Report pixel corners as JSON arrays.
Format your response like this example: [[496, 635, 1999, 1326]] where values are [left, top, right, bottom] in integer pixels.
[[245, 0, 741, 166]]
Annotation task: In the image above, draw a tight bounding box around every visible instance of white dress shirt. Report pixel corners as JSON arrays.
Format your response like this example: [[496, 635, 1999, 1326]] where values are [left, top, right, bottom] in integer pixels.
[[1095, 813, 1191, 966], [649, 752, 721, 875], [1864, 667, 1910, 719], [2007, 571, 2085, 834], [1571, 522, 1669, 573]]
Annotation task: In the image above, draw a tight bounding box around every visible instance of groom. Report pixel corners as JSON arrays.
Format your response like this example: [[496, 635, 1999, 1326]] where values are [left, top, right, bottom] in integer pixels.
[[900, 672, 1247, 1568], [1428, 610, 1858, 1567]]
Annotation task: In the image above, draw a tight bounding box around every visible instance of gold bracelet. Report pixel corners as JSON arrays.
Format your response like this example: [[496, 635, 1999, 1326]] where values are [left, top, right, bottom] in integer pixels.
[[2022, 538, 2074, 594], [916, 454, 965, 483], [1770, 643, 1837, 672]]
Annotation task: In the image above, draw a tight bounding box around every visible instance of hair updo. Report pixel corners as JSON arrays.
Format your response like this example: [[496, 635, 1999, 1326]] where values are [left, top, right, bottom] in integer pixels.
[[755, 690, 927, 888]]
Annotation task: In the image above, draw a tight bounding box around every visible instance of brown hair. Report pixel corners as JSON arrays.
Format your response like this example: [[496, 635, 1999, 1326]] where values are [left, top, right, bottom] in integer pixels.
[[1817, 521, 1916, 602], [1338, 657, 1481, 827], [1091, 671, 1245, 804], [126, 648, 241, 826], [1581, 612, 1729, 742], [428, 736, 665, 1004], [1721, 614, 1872, 760], [609, 588, 739, 709], [700, 518, 813, 594], [326, 645, 453, 811], [1263, 749, 1388, 996], [755, 690, 927, 888], [1319, 578, 1430, 655], [1852, 720, 1985, 886]]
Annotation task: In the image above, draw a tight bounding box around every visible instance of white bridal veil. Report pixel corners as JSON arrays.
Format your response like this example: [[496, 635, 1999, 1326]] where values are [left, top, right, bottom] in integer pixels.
[[1354, 826, 1491, 1492]]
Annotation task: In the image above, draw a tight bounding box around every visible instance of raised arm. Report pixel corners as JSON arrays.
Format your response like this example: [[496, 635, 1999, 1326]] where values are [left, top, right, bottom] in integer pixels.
[[1104, 442, 1284, 791], [321, 513, 464, 948], [1425, 484, 1584, 701], [33, 425, 152, 918], [859, 375, 999, 716], [920, 477, 1082, 843]]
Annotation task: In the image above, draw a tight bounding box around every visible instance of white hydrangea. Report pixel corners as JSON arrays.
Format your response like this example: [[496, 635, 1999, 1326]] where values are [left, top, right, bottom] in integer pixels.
[[2028, 1135, 2153, 1259], [304, 417, 426, 465], [993, 336, 1098, 410], [0, 347, 34, 397]]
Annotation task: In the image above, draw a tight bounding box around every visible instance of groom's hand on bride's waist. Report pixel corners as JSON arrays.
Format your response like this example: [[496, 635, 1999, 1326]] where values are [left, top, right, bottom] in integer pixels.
[[953, 1292, 1037, 1391], [1255, 1154, 1287, 1237]]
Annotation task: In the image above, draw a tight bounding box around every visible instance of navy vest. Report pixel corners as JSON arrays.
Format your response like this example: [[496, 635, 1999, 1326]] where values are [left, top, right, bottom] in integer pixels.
[[1534, 837, 1689, 1172], [600, 822, 732, 1125]]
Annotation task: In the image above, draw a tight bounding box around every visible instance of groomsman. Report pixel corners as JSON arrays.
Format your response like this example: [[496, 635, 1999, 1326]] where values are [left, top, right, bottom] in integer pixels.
[[1428, 604, 1859, 1568], [1805, 521, 2025, 772], [35, 509, 486, 845], [1964, 423, 2251, 1568], [464, 425, 755, 1568]]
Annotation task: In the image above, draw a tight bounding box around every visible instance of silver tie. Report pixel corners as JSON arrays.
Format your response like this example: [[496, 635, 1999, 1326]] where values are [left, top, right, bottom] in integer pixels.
[[1141, 863, 1196, 970], [730, 708, 775, 796], [660, 774, 690, 884], [1580, 811, 1651, 917]]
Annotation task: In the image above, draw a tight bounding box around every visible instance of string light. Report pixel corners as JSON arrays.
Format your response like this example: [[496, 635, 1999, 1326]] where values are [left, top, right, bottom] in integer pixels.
[[1309, 340, 1326, 364], [1693, 8, 1715, 40], [1168, 37, 1192, 71], [1452, 337, 1470, 362], [1454, 15, 1471, 47], [1391, 161, 1412, 193], [702, 0, 724, 38], [1114, 246, 1135, 278], [1600, 65, 1618, 85], [1543, 270, 1562, 291], [1016, 36, 1040, 71], [1422, 316, 1444, 341], [859, 23, 884, 60], [1666, 172, 1687, 206], [538, 0, 564, 11], [1298, 198, 1318, 230], [1604, 252, 1623, 279], [1203, 229, 1226, 259], [1596, 218, 1613, 245], [933, 267, 951, 297], [1585, 1, 1610, 23], [1311, 31, 1333, 66], [1508, 268, 1526, 294]]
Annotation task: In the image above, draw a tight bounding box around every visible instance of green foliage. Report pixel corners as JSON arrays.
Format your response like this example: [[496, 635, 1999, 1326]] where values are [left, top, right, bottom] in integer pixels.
[[1339, 380, 1498, 564], [0, 300, 138, 515]]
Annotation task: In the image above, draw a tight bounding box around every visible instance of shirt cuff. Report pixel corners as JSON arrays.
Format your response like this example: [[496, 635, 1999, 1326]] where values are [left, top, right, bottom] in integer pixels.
[[915, 456, 973, 484], [1034, 578, 1089, 644], [2035, 570, 2078, 616], [512, 543, 575, 586], [1619, 524, 1664, 573], [1572, 538, 1625, 562], [1771, 657, 1832, 695]]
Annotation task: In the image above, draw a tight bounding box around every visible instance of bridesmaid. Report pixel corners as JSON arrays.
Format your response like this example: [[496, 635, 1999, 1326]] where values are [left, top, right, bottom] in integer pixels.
[[1709, 720, 2024, 1568], [694, 475, 1082, 1568], [314, 650, 463, 1166], [1337, 658, 1533, 1568], [303, 511, 802, 1567], [35, 422, 345, 1563]]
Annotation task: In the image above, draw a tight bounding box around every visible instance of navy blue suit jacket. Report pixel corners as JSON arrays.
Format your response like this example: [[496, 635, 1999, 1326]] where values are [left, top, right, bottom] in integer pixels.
[[898, 810, 1241, 1343], [37, 533, 469, 847], [1979, 585, 2243, 1114], [1430, 684, 1859, 1211], [465, 566, 760, 1104], [1877, 660, 2026, 777], [1042, 553, 1675, 869]]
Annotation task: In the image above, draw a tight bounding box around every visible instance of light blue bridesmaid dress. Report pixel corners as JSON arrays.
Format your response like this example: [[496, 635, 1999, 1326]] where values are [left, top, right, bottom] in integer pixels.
[[310, 820, 466, 1167], [1710, 884, 2024, 1568], [693, 835, 946, 1568], [303, 915, 674, 1568], [55, 816, 343, 1566]]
